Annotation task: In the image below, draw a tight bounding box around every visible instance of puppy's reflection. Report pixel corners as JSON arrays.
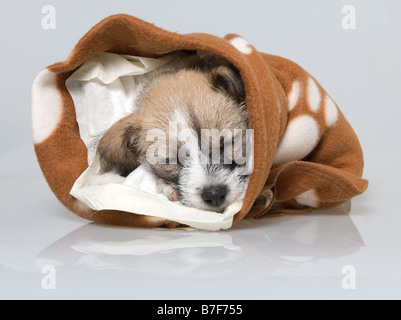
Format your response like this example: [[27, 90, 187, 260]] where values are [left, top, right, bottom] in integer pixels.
[[36, 203, 364, 277]]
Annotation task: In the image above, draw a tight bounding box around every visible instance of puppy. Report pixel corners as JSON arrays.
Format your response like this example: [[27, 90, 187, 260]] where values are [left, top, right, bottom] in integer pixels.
[[97, 51, 253, 213]]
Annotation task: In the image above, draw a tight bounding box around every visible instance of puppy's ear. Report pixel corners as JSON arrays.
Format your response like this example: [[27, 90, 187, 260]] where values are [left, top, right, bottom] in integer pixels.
[[97, 119, 141, 177], [210, 66, 245, 104]]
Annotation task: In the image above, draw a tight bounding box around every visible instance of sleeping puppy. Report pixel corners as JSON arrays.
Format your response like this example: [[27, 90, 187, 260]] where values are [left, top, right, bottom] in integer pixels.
[[97, 51, 253, 213]]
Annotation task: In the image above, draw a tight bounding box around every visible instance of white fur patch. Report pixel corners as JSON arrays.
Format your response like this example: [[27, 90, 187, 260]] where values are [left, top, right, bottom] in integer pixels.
[[173, 109, 191, 131], [273, 115, 320, 165], [307, 77, 321, 112], [32, 69, 63, 144], [287, 81, 300, 111], [324, 95, 339, 127], [229, 37, 253, 54], [295, 189, 319, 208]]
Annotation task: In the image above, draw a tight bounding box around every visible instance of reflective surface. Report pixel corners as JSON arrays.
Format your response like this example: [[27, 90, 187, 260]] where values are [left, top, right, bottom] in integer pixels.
[[36, 203, 361, 278], [1, 145, 400, 299]]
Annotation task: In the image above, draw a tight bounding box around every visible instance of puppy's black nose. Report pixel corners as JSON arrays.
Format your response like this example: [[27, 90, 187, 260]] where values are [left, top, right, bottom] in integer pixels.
[[201, 185, 227, 207]]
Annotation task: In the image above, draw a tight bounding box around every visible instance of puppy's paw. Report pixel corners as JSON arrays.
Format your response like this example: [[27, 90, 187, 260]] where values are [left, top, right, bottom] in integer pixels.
[[162, 220, 181, 229], [156, 178, 179, 201], [250, 188, 274, 217]]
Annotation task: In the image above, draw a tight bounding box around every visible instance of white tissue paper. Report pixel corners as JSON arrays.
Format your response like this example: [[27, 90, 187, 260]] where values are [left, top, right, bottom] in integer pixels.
[[67, 52, 245, 231]]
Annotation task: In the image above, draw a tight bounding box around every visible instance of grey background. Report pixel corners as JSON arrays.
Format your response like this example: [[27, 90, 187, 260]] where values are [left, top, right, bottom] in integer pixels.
[[0, 0, 400, 300], [1, 0, 400, 177]]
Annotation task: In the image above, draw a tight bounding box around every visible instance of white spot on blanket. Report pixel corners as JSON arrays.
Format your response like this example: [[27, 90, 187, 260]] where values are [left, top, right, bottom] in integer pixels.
[[229, 37, 253, 54], [288, 81, 300, 111], [307, 77, 321, 112], [273, 115, 319, 165], [32, 69, 62, 144], [324, 95, 339, 127], [295, 189, 319, 208]]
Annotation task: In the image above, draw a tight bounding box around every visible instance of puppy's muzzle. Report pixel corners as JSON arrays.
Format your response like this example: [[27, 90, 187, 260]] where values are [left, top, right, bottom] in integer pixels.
[[201, 184, 227, 208]]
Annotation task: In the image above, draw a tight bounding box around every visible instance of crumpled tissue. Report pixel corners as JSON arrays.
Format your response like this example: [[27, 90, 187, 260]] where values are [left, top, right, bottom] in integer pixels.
[[67, 52, 245, 231]]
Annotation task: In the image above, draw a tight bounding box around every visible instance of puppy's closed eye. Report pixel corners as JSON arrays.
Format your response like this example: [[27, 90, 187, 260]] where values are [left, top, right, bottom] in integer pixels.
[[150, 163, 181, 186]]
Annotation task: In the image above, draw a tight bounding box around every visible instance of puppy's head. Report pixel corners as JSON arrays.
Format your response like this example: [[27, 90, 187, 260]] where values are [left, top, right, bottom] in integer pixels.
[[98, 56, 252, 212]]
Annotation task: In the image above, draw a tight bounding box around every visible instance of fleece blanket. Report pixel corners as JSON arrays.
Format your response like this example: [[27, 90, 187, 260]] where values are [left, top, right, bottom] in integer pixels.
[[32, 14, 368, 229]]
